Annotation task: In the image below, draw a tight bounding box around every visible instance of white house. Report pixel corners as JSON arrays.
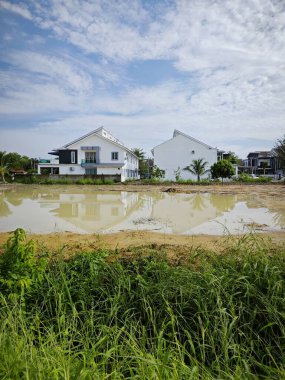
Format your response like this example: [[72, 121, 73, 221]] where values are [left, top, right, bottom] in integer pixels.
[[38, 127, 139, 182], [152, 130, 218, 181]]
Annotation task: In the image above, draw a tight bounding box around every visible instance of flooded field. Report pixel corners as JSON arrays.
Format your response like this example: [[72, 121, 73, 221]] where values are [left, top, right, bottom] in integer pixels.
[[0, 186, 284, 235]]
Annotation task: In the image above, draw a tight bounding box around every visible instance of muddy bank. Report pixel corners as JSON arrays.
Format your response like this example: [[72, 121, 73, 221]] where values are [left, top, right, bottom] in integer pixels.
[[0, 230, 284, 259], [1, 182, 284, 196]]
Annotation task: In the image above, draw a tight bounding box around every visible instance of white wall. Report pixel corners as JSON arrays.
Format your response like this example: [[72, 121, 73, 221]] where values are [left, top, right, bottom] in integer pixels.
[[69, 134, 126, 164], [59, 165, 85, 175], [69, 134, 139, 180], [153, 134, 217, 181], [97, 167, 121, 175]]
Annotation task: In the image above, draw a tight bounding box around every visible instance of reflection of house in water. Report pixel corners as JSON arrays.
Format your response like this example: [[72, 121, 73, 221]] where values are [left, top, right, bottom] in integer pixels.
[[151, 193, 237, 234], [40, 191, 141, 233], [1, 188, 284, 235]]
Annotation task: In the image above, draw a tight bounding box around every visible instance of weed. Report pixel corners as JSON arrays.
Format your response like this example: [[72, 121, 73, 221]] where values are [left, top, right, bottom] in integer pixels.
[[0, 229, 47, 301], [0, 232, 284, 378]]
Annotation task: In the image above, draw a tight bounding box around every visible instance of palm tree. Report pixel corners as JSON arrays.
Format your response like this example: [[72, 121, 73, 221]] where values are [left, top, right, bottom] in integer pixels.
[[183, 158, 209, 182], [0, 151, 9, 183]]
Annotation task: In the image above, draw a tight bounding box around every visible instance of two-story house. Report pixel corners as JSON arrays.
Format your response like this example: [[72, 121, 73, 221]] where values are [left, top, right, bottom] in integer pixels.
[[243, 151, 282, 177], [152, 130, 217, 181], [38, 127, 139, 182]]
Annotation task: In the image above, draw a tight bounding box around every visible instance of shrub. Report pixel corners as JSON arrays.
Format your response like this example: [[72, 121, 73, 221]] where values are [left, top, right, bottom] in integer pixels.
[[257, 176, 272, 183], [76, 178, 94, 185], [103, 179, 114, 185], [0, 229, 47, 300], [93, 179, 103, 185], [237, 174, 272, 183]]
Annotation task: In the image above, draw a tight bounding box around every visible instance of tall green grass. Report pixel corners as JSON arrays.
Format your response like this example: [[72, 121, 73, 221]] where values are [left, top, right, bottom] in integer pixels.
[[0, 230, 284, 379]]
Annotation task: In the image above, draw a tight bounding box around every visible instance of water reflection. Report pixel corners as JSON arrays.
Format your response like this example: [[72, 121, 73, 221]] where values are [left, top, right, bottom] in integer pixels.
[[0, 187, 284, 235], [150, 193, 239, 234], [0, 192, 11, 217]]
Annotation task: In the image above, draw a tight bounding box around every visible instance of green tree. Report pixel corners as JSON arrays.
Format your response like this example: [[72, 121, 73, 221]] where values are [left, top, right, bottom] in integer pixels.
[[132, 148, 149, 178], [174, 167, 182, 181], [5, 152, 32, 171], [132, 148, 145, 162], [274, 135, 285, 171], [211, 160, 235, 183], [183, 158, 209, 182], [20, 155, 32, 171], [0, 151, 10, 183], [226, 152, 239, 164], [5, 152, 22, 169], [151, 165, 165, 179]]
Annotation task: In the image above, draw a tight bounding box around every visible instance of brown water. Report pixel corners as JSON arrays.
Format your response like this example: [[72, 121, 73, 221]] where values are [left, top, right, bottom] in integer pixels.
[[0, 187, 284, 235]]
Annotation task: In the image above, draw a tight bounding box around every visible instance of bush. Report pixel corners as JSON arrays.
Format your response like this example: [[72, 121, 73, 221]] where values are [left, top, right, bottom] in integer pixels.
[[76, 178, 114, 185], [103, 179, 114, 185], [0, 229, 47, 300], [14, 175, 38, 184], [237, 174, 272, 183], [76, 178, 94, 185], [256, 176, 272, 183]]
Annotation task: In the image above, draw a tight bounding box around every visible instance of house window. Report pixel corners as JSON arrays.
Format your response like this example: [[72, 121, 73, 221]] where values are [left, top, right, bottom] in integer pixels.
[[85, 151, 96, 163], [71, 151, 76, 163], [111, 152, 119, 160]]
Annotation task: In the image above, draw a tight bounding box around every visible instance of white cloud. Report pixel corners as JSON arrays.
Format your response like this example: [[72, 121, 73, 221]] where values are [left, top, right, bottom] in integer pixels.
[[0, 0, 284, 159], [0, 0, 32, 19], [5, 51, 93, 94]]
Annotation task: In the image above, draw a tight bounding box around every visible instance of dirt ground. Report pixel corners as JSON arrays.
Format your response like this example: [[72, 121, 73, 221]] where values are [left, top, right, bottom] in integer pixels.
[[0, 183, 284, 255], [0, 181, 284, 195]]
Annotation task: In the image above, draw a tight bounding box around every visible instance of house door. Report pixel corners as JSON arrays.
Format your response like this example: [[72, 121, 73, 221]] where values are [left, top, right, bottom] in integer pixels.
[[85, 152, 96, 163]]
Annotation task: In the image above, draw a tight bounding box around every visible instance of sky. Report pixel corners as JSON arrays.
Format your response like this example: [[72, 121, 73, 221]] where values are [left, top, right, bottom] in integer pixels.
[[0, 0, 284, 160]]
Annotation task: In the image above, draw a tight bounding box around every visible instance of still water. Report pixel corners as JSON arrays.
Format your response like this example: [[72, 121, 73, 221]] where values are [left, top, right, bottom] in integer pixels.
[[0, 187, 284, 235]]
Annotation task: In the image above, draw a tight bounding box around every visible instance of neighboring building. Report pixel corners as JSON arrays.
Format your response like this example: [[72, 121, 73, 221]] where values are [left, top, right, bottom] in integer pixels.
[[243, 151, 282, 178], [152, 130, 217, 181], [38, 127, 139, 182]]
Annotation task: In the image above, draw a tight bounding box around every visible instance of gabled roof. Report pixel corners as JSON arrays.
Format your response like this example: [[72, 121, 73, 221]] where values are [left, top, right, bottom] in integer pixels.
[[62, 127, 122, 147], [247, 151, 273, 158], [152, 129, 217, 151], [51, 127, 138, 158]]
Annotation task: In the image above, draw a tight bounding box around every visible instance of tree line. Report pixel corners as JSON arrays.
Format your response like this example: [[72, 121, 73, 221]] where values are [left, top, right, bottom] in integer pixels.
[[0, 151, 38, 183]]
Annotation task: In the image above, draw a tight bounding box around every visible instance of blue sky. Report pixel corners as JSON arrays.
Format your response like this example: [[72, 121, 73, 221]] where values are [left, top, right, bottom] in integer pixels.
[[0, 0, 284, 159]]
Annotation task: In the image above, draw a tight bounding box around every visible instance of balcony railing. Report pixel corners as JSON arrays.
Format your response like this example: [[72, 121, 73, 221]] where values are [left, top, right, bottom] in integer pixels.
[[39, 159, 59, 165]]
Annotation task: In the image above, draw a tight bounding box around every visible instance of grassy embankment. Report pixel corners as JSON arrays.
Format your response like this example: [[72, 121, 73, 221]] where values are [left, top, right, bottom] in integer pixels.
[[0, 229, 284, 379]]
